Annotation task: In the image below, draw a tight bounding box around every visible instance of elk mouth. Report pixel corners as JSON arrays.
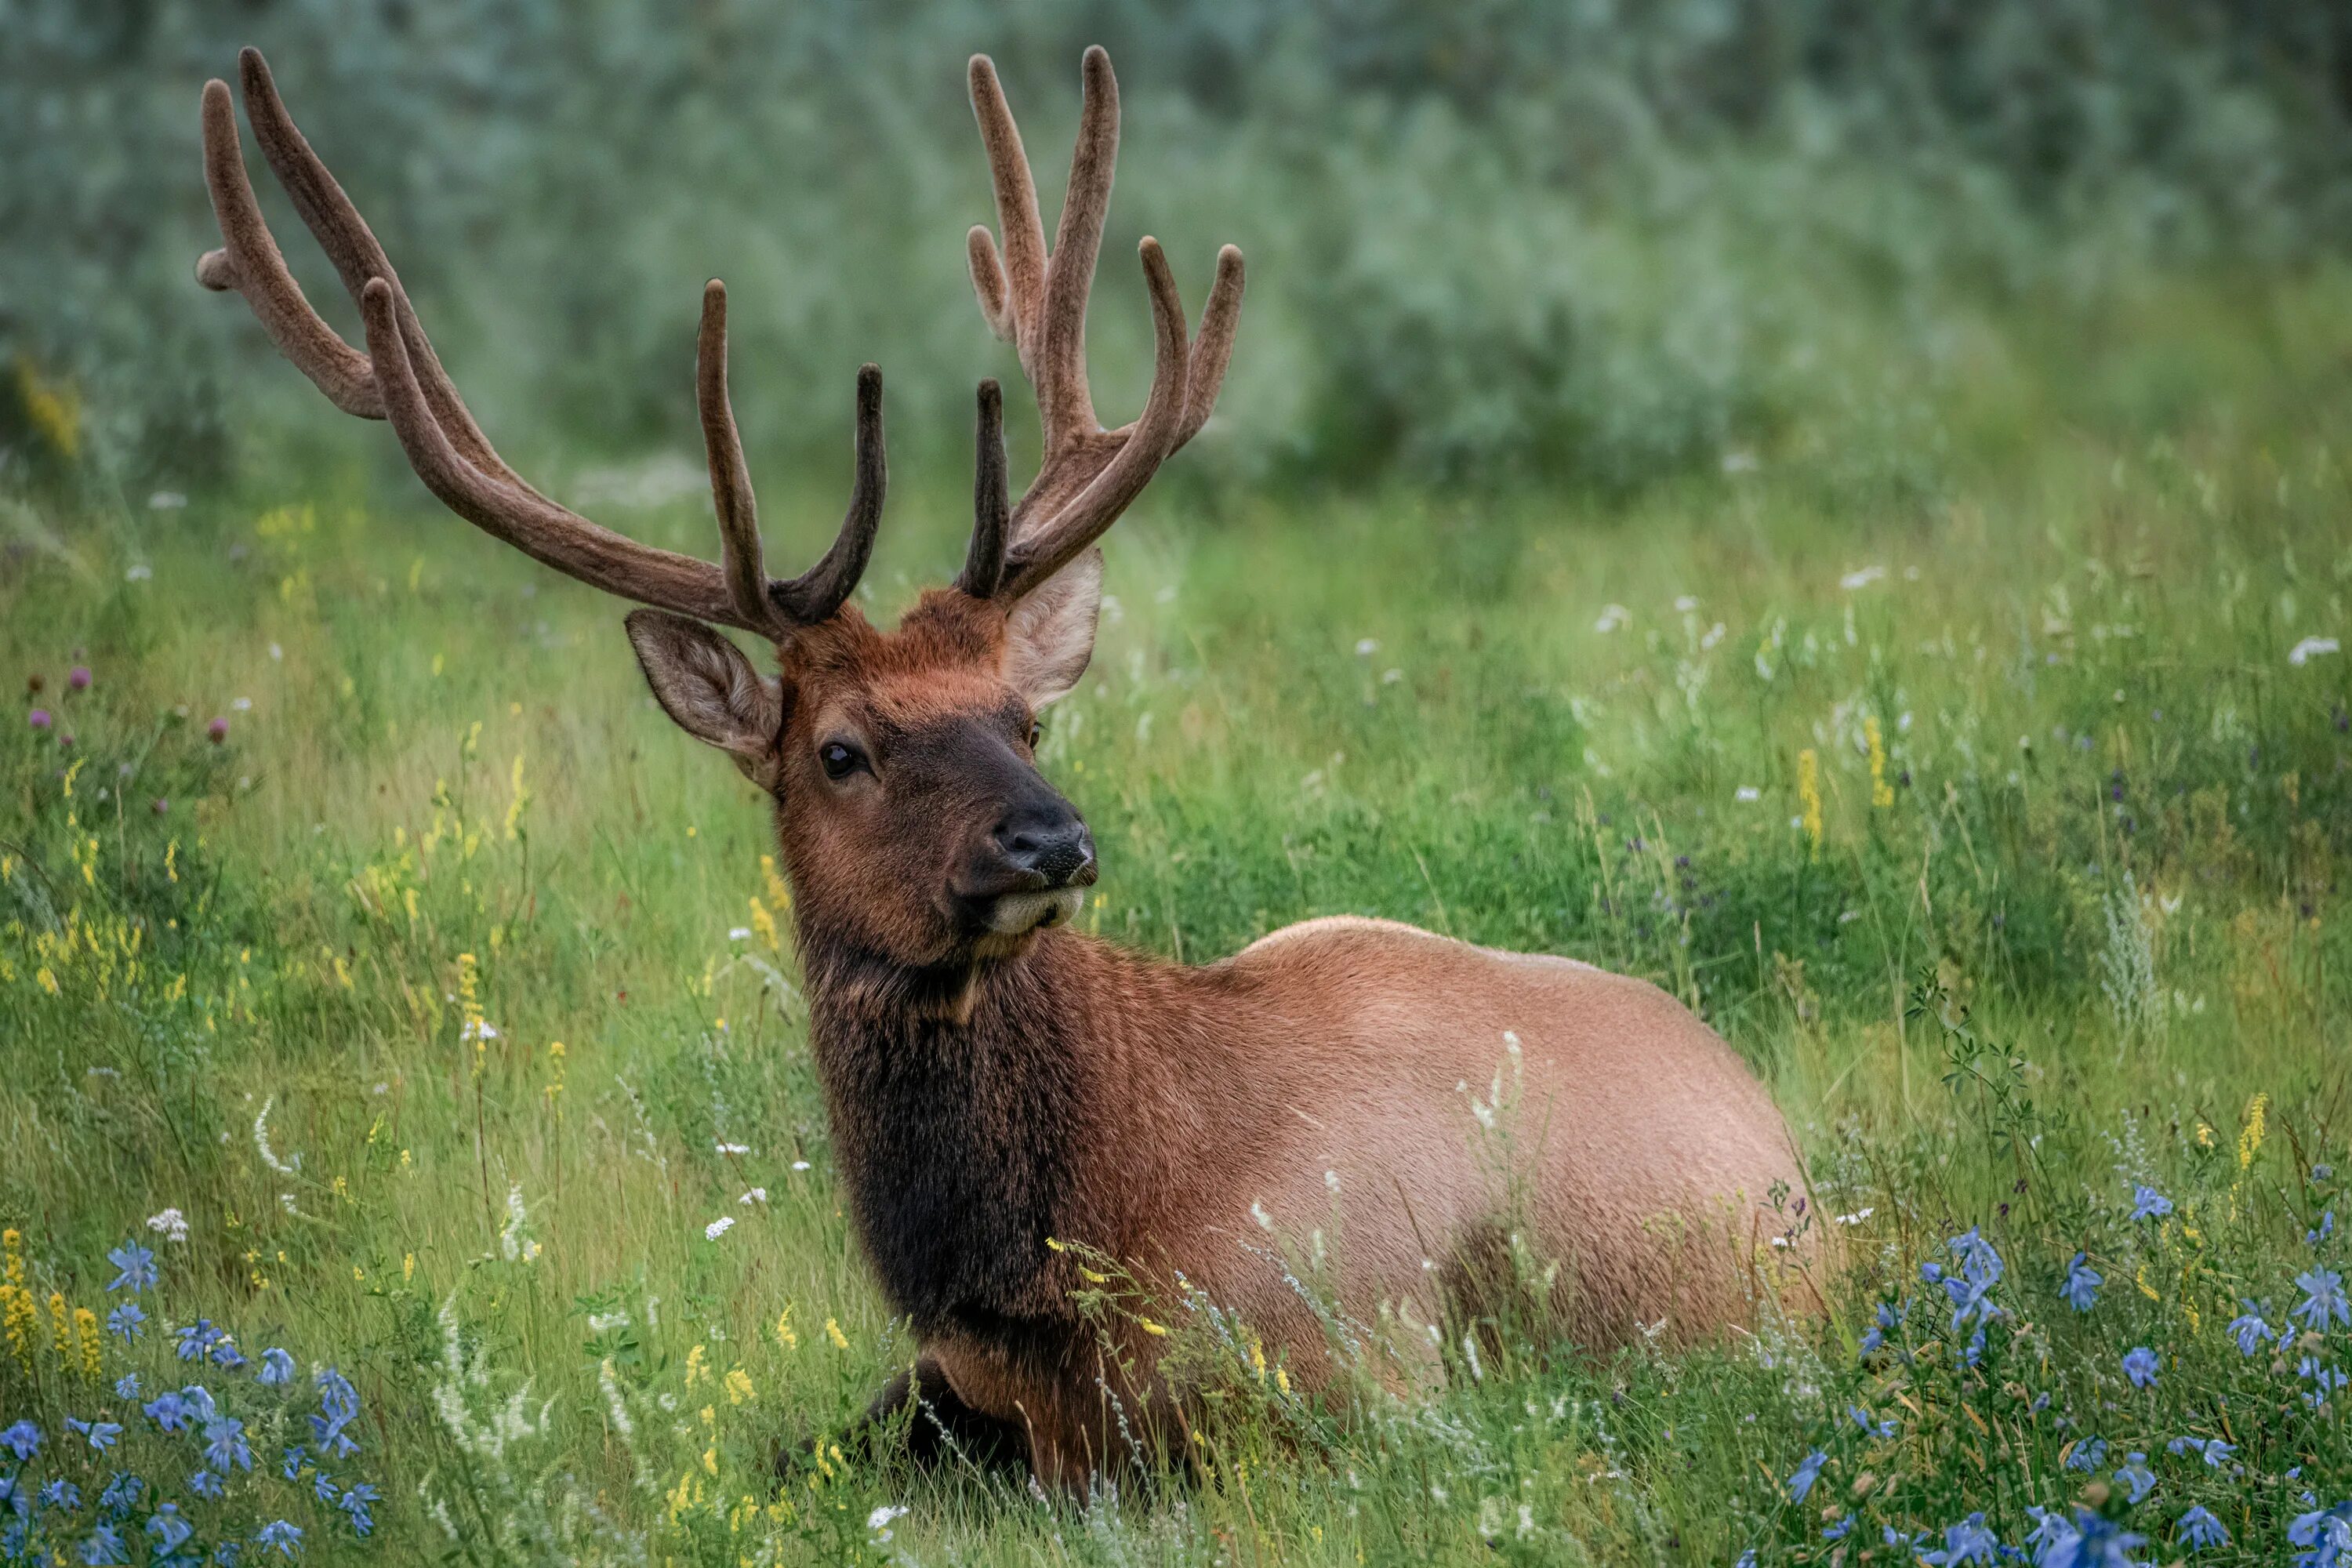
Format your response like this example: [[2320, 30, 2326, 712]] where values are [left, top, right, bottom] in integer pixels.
[[984, 886, 1086, 936]]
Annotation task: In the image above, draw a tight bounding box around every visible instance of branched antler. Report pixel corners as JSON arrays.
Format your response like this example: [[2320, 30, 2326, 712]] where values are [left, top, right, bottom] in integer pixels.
[[198, 47, 881, 639], [964, 48, 1243, 601]]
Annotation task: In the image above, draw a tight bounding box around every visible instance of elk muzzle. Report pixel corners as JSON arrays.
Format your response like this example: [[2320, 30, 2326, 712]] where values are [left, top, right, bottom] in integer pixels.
[[955, 786, 1097, 943]]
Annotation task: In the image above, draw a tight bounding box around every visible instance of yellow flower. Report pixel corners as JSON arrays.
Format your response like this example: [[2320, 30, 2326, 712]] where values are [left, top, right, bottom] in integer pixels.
[[724, 1368, 755, 1406], [1798, 749, 1824, 855], [1137, 1317, 1167, 1338], [823, 1317, 848, 1350], [1865, 716, 1893, 809], [17, 357, 85, 459], [685, 1343, 709, 1385], [74, 1307, 101, 1377], [774, 1307, 798, 1351], [48, 1291, 71, 1363], [2238, 1093, 2268, 1169]]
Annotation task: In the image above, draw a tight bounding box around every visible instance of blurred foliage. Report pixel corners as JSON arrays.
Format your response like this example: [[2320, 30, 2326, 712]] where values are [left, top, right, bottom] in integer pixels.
[[5, 0, 2352, 498]]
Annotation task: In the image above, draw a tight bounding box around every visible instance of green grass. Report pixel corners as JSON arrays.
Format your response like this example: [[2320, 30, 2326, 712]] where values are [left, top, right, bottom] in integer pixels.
[[5, 268, 2352, 1563]]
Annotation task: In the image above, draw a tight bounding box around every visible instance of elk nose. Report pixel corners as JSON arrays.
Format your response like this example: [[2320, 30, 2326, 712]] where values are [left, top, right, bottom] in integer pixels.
[[994, 812, 1096, 887]]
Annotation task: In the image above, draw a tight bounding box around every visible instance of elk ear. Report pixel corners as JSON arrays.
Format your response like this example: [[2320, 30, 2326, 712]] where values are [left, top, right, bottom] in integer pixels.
[[625, 609, 784, 789], [1002, 547, 1102, 709]]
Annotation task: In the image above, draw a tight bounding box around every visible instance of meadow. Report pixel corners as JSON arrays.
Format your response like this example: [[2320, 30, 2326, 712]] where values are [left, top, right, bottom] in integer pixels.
[[6, 263, 2352, 1564]]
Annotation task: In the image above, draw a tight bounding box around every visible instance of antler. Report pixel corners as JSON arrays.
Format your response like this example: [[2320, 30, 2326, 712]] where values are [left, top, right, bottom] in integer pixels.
[[198, 46, 881, 639], [964, 47, 1243, 601]]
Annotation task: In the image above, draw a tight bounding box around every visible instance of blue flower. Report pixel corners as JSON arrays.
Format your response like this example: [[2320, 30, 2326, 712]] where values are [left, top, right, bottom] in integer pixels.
[[210, 1340, 248, 1371], [189, 1471, 224, 1501], [1824, 1517, 1853, 1541], [1860, 1299, 1897, 1355], [1919, 1512, 1998, 1565], [310, 1470, 337, 1503], [216, 1544, 243, 1566], [174, 1321, 222, 1363], [278, 1446, 304, 1483], [146, 1504, 193, 1554], [2176, 1505, 2227, 1550], [40, 1479, 81, 1511], [1956, 1326, 1986, 1369], [2122, 1346, 2158, 1388], [78, 1523, 127, 1566], [2289, 1502, 2352, 1568], [2313, 1210, 2337, 1247], [2296, 1269, 2350, 1330], [2198, 1437, 2235, 1468], [2062, 1253, 2101, 1312], [2230, 1308, 2270, 1355], [2115, 1451, 2155, 1504], [178, 1385, 216, 1422], [2130, 1185, 2173, 1221], [202, 1417, 252, 1473], [105, 1243, 156, 1294], [253, 1520, 302, 1559], [1849, 1404, 1895, 1438], [2036, 1508, 2147, 1567], [336, 1483, 378, 1537], [309, 1368, 360, 1458], [2299, 1356, 2350, 1406], [0, 1422, 36, 1461], [142, 1392, 193, 1434], [1788, 1449, 1827, 1503], [112, 1373, 140, 1400], [0, 1475, 22, 1522], [1941, 1228, 2005, 1331], [2066, 1436, 2108, 1472], [257, 1348, 294, 1386], [104, 1302, 144, 1341], [95, 1474, 143, 1517], [64, 1418, 122, 1452]]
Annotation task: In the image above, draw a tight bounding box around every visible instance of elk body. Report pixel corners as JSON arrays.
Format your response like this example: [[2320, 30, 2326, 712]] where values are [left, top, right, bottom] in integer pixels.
[[198, 45, 1820, 1493]]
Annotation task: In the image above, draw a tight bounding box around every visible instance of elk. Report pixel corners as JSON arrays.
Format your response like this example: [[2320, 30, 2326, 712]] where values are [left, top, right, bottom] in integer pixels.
[[198, 45, 1821, 1493]]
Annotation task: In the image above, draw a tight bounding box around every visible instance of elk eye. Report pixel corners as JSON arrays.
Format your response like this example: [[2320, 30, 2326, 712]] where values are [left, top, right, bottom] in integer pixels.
[[818, 740, 865, 780], [1028, 720, 1044, 750]]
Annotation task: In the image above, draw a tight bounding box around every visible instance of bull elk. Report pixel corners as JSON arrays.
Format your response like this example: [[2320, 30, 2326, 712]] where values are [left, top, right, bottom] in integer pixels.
[[198, 45, 1820, 1492]]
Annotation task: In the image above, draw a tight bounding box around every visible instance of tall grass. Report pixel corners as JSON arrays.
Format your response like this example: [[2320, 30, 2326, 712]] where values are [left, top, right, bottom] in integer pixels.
[[3, 267, 2352, 1559]]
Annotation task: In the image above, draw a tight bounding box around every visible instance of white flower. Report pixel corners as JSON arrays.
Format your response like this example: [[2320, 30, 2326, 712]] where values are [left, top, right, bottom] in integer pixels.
[[267, 642, 283, 661], [715, 1142, 750, 1156], [147, 491, 187, 510], [2289, 636, 2340, 666], [866, 1504, 909, 1539], [231, 696, 253, 711], [146, 1207, 190, 1243], [790, 1160, 811, 1172], [1840, 565, 1887, 590], [704, 1216, 735, 1241], [727, 927, 753, 942], [739, 1188, 768, 1205], [1720, 449, 1759, 474], [460, 1019, 500, 1042], [1673, 594, 1699, 612], [1735, 785, 1762, 803], [1354, 637, 1378, 656], [1835, 1207, 1876, 1226], [586, 1312, 630, 1333], [125, 564, 153, 582], [1381, 668, 1403, 685], [252, 1096, 301, 1174], [1593, 604, 1630, 633]]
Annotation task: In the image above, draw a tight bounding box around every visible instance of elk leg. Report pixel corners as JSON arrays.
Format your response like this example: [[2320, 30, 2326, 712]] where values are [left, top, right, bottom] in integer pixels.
[[853, 1356, 1028, 1472]]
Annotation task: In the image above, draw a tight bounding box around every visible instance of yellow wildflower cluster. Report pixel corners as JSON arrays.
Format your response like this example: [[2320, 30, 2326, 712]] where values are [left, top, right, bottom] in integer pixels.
[[457, 951, 485, 1073], [1798, 749, 1824, 855], [1865, 715, 1893, 809], [16, 356, 82, 459], [1, 1230, 37, 1374]]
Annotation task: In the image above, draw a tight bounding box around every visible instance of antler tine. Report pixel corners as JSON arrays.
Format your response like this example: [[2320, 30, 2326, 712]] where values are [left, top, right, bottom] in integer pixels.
[[1177, 245, 1246, 448], [998, 239, 1189, 601], [696, 280, 785, 637], [1033, 44, 1120, 450], [966, 56, 1050, 372], [958, 379, 1011, 597], [196, 78, 383, 418], [769, 365, 887, 625], [229, 48, 523, 489]]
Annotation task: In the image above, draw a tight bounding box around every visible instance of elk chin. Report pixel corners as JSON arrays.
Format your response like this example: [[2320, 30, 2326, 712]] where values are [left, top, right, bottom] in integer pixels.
[[970, 887, 1085, 960]]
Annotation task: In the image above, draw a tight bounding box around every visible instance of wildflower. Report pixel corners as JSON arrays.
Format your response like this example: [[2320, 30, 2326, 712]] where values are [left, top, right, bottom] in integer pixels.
[[68, 666, 90, 691], [2114, 1451, 2155, 1504], [203, 1417, 252, 1472], [96, 1474, 143, 1515], [338, 1483, 378, 1537], [2198, 1438, 2235, 1468], [2296, 1269, 2350, 1330], [1823, 1518, 1853, 1541], [1919, 1513, 1998, 1565], [2289, 1502, 2352, 1567], [2299, 1356, 2350, 1406], [78, 1524, 128, 1565], [704, 1215, 735, 1241], [146, 1505, 193, 1555], [113, 1373, 140, 1399], [176, 1321, 223, 1362], [310, 1368, 359, 1458], [208, 718, 229, 743], [64, 1418, 122, 1451], [253, 1520, 302, 1558], [2065, 1436, 2108, 1472], [1, 1422, 36, 1461], [105, 1243, 156, 1293], [2062, 1253, 2102, 1312], [1797, 750, 1823, 855], [1860, 1298, 1897, 1355], [2289, 636, 2341, 666], [189, 1471, 224, 1500], [2175, 1504, 2227, 1550], [145, 1210, 189, 1244], [143, 1392, 194, 1432], [2031, 1507, 2147, 1567], [258, 1348, 294, 1385], [211, 1338, 248, 1370], [1940, 1227, 2005, 1330], [2129, 1185, 2172, 1221], [2122, 1346, 2158, 1388], [2313, 1210, 2338, 1247], [280, 1446, 304, 1482], [28, 710, 50, 732], [2231, 1307, 2271, 1355], [1848, 1404, 1894, 1438], [311, 1470, 338, 1504], [1787, 1449, 1827, 1503]]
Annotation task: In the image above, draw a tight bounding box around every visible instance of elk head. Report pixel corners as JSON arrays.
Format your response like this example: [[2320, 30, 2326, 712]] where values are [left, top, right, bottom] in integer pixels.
[[198, 46, 1241, 971]]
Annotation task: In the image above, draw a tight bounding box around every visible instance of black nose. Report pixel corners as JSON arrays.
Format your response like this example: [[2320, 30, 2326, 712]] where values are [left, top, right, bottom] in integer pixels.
[[994, 810, 1095, 887]]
